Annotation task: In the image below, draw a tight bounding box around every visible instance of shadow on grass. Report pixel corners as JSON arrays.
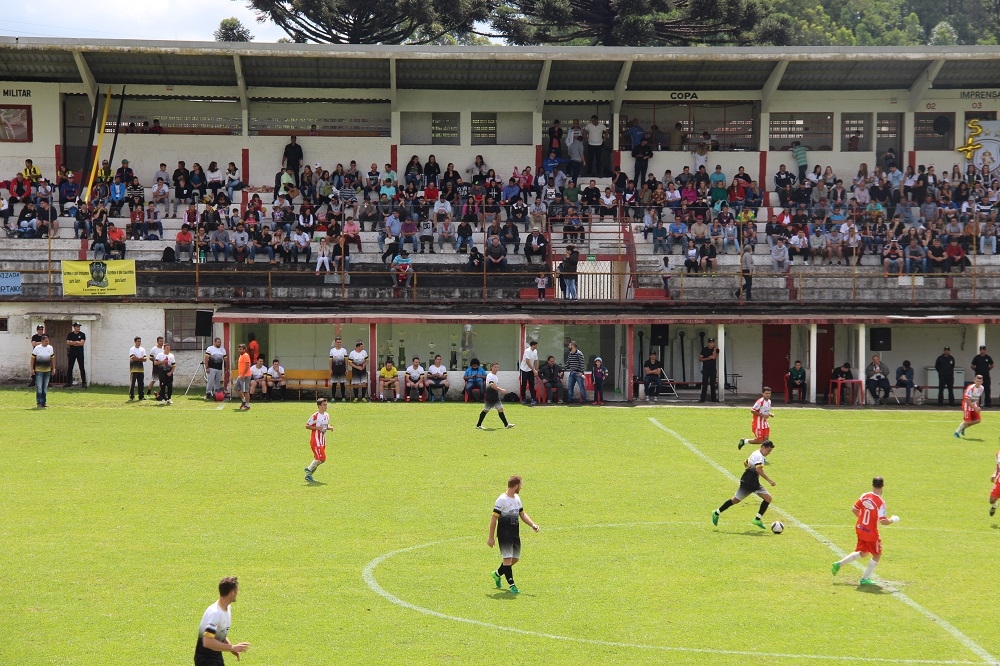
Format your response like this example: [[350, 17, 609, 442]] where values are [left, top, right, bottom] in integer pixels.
[[964, 437, 984, 442], [855, 584, 889, 594], [487, 591, 526, 600], [305, 480, 328, 487]]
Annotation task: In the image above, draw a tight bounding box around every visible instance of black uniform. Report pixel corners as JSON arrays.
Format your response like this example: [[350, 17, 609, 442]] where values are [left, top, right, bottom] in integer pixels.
[[699, 345, 718, 402], [972, 352, 995, 407], [934, 353, 956, 406], [66, 329, 87, 387]]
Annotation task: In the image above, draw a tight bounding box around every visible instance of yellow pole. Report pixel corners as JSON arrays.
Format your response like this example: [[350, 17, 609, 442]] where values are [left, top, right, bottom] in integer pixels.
[[85, 87, 114, 197]]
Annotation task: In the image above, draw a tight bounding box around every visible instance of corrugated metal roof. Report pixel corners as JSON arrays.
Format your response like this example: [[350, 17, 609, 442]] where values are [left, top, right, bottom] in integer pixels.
[[0, 48, 78, 83], [548, 60, 623, 90], [395, 59, 542, 90], [83, 52, 238, 86], [779, 60, 931, 91], [243, 56, 390, 88], [629, 60, 777, 91], [933, 60, 1000, 89]]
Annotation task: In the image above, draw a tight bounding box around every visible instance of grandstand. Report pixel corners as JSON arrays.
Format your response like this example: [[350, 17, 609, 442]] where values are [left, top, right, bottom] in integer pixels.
[[1, 38, 999, 398]]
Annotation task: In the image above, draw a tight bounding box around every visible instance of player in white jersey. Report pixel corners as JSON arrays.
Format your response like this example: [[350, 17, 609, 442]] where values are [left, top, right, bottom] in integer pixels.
[[488, 475, 540, 595], [404, 357, 426, 401], [128, 336, 146, 401], [265, 358, 286, 400], [328, 336, 349, 401], [194, 576, 249, 666], [349, 340, 370, 402], [476, 362, 515, 429], [304, 398, 330, 482], [713, 440, 776, 529], [738, 387, 774, 450], [249, 357, 269, 399], [146, 335, 164, 398], [956, 374, 985, 438], [426, 354, 450, 401]]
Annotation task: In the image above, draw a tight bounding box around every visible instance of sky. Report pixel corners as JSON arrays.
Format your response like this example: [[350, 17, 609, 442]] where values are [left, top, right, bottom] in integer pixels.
[[0, 0, 288, 43]]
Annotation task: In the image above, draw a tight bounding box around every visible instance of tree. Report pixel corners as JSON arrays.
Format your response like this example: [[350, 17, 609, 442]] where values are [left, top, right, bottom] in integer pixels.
[[215, 17, 255, 42], [928, 20, 958, 44], [489, 0, 791, 46], [246, 0, 490, 44]]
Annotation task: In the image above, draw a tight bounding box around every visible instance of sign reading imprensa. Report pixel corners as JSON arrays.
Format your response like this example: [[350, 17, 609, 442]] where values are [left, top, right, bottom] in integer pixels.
[[0, 271, 22, 295], [62, 260, 137, 296]]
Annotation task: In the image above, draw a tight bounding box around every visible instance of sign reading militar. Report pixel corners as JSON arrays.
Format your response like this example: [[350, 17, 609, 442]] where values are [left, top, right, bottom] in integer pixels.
[[61, 260, 137, 296]]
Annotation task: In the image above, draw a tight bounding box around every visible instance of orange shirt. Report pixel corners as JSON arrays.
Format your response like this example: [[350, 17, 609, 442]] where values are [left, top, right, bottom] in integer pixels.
[[248, 340, 260, 363], [854, 492, 885, 541], [238, 352, 251, 379]]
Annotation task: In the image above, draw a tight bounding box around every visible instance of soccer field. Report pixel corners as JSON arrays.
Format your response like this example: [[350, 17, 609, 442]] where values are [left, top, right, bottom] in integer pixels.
[[2, 388, 998, 666]]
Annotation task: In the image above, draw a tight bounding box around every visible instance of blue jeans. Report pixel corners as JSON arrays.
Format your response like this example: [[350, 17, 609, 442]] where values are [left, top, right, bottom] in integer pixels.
[[564, 278, 577, 299], [211, 242, 230, 261], [35, 371, 50, 406], [92, 243, 107, 259], [981, 236, 997, 255], [905, 257, 926, 273], [644, 374, 663, 398], [226, 181, 243, 201], [567, 372, 587, 402]]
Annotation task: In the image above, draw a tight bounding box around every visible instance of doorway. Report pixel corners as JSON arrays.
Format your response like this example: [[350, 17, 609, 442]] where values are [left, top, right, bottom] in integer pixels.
[[762, 324, 791, 391], [816, 326, 835, 399]]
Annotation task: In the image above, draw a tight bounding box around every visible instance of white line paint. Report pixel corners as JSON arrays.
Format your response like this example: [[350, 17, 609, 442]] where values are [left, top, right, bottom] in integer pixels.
[[649, 417, 999, 666]]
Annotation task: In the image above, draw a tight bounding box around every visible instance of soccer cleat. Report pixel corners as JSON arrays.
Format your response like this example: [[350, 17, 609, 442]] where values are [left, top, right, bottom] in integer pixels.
[[752, 518, 765, 529], [476, 425, 484, 430], [167, 399, 173, 405], [492, 571, 502, 589], [737, 439, 745, 450], [508, 584, 519, 595], [832, 562, 840, 576], [305, 474, 314, 482], [712, 510, 719, 526], [954, 431, 962, 438], [505, 423, 516, 429], [991, 505, 997, 517], [859, 578, 876, 586]]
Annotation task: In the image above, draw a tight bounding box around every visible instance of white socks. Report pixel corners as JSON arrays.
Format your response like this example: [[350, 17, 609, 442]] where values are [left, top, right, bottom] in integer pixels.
[[307, 460, 322, 473], [838, 552, 862, 566], [862, 559, 878, 580]]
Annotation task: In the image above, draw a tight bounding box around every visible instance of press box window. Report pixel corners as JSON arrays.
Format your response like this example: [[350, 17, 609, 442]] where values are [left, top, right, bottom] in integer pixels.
[[914, 113, 954, 151], [769, 113, 833, 151]]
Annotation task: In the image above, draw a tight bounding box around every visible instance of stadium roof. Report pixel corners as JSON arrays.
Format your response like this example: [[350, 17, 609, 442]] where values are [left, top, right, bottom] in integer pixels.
[[0, 38, 997, 95]]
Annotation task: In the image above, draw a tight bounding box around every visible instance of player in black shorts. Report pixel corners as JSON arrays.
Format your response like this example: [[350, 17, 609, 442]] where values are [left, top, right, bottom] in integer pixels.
[[712, 440, 776, 529], [476, 362, 515, 430]]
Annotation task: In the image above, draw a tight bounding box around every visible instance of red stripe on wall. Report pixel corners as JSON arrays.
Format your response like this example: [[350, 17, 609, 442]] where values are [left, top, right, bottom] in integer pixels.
[[758, 151, 768, 189], [241, 148, 250, 214]]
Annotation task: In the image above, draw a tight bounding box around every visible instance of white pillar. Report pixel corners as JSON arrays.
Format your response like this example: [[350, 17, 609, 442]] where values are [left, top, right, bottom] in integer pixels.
[[717, 323, 726, 403], [977, 323, 987, 351], [808, 323, 817, 403], [857, 324, 867, 377]]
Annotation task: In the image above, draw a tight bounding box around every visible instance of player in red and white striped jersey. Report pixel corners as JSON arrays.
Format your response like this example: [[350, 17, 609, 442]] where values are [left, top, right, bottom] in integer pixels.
[[304, 398, 330, 482], [738, 387, 773, 450], [955, 374, 985, 439]]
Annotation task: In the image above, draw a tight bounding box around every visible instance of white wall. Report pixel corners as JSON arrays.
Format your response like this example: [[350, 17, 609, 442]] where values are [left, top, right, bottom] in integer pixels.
[[0, 82, 61, 179]]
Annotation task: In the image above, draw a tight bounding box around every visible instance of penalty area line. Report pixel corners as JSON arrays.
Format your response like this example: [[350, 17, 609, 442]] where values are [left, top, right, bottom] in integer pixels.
[[648, 417, 999, 666], [362, 540, 974, 664]]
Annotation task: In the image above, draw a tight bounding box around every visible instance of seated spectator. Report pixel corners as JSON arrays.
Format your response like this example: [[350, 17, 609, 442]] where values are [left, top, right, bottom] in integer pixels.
[[865, 354, 891, 404], [90, 220, 108, 259], [787, 360, 806, 402], [895, 359, 922, 405], [249, 357, 270, 398], [73, 202, 92, 239], [683, 239, 699, 273], [8, 172, 32, 203], [58, 172, 80, 215], [230, 222, 251, 264], [391, 250, 413, 290], [404, 357, 426, 401], [881, 239, 903, 276], [463, 357, 488, 401], [771, 237, 790, 274], [144, 202, 163, 238], [400, 215, 419, 253], [980, 220, 997, 255], [563, 207, 585, 243], [331, 234, 350, 273], [456, 218, 474, 253], [426, 355, 450, 401], [485, 236, 508, 271], [501, 218, 520, 254], [523, 227, 548, 264], [831, 361, 854, 403], [314, 235, 333, 274], [643, 352, 665, 400], [945, 237, 969, 272], [252, 224, 274, 265], [652, 221, 668, 254], [538, 355, 565, 403], [378, 358, 402, 401], [175, 223, 194, 262], [467, 245, 484, 271], [699, 241, 718, 273], [666, 218, 687, 254], [292, 226, 312, 263], [788, 229, 810, 265], [904, 237, 927, 273], [263, 359, 285, 400], [35, 199, 59, 238], [106, 221, 126, 258], [926, 237, 948, 273], [528, 199, 547, 230]]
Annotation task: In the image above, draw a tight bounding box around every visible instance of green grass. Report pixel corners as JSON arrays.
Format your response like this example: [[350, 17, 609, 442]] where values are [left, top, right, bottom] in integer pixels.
[[2, 387, 998, 665]]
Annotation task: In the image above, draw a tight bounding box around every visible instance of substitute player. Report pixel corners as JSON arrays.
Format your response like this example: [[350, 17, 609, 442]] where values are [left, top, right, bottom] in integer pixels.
[[832, 476, 899, 585], [988, 447, 1000, 517], [304, 397, 330, 482], [738, 386, 773, 450], [329, 336, 349, 401], [956, 374, 985, 438], [349, 340, 369, 402], [194, 576, 249, 666], [476, 362, 515, 429], [713, 440, 776, 529], [487, 475, 540, 595], [147, 335, 164, 398]]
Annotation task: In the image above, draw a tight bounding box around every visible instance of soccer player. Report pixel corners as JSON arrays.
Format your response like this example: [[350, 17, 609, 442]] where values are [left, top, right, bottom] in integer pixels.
[[304, 398, 330, 482], [738, 387, 773, 450], [989, 448, 1000, 517], [266, 358, 286, 400], [194, 576, 250, 666], [128, 336, 146, 401], [147, 335, 164, 397], [204, 337, 227, 400], [832, 476, 900, 585], [328, 336, 349, 401], [154, 343, 176, 404], [426, 354, 449, 401], [956, 374, 985, 438], [487, 475, 540, 595], [712, 440, 776, 529], [235, 343, 252, 411], [249, 357, 269, 400], [404, 356, 426, 401], [349, 340, 369, 402], [476, 362, 515, 429]]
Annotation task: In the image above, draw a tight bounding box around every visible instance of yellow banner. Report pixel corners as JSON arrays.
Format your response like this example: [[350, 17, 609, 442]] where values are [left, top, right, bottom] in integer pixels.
[[62, 260, 137, 296]]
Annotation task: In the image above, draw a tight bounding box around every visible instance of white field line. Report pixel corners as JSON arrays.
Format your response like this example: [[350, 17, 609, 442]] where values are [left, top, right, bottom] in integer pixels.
[[649, 417, 998, 666]]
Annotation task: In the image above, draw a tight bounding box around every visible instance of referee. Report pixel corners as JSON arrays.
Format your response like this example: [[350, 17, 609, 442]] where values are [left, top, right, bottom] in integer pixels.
[[194, 576, 250, 665], [488, 475, 540, 595]]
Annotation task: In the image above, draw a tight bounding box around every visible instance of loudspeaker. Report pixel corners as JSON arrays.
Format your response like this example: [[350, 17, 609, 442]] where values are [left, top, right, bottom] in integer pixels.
[[870, 328, 892, 352], [650, 324, 670, 346], [195, 310, 214, 338], [932, 115, 952, 136]]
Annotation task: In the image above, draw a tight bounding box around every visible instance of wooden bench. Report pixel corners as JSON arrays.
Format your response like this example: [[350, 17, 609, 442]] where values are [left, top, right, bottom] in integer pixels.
[[283, 370, 330, 399]]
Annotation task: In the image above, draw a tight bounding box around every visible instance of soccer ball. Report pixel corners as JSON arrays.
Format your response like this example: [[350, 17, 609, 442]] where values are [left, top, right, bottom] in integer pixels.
[[771, 521, 784, 534], [215, 390, 226, 402]]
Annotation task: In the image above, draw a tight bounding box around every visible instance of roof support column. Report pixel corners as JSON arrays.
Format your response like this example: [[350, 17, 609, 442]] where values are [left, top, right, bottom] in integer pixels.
[[389, 58, 400, 143], [808, 323, 817, 403], [909, 60, 945, 112], [534, 59, 552, 147], [612, 60, 633, 152], [72, 51, 97, 107], [233, 54, 249, 138], [759, 61, 787, 152]]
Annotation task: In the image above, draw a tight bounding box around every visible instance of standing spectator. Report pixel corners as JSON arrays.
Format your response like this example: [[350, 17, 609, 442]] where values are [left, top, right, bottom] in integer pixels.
[[895, 360, 922, 405], [282, 136, 303, 186], [584, 115, 608, 177], [204, 337, 227, 400], [30, 334, 55, 408], [631, 138, 653, 186], [737, 242, 754, 301], [935, 346, 956, 406], [154, 342, 176, 404], [865, 354, 891, 404], [65, 322, 87, 389], [565, 340, 587, 404], [699, 337, 719, 403], [591, 356, 608, 405], [791, 141, 809, 184], [560, 245, 579, 299], [518, 339, 540, 405], [128, 336, 146, 401], [972, 345, 995, 408]]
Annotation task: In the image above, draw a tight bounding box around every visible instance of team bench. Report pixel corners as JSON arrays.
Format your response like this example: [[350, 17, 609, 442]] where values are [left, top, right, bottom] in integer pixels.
[[283, 370, 331, 399]]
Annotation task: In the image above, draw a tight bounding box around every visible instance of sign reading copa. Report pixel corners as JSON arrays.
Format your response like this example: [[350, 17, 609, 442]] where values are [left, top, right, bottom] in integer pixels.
[[61, 260, 137, 296], [0, 271, 22, 295]]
